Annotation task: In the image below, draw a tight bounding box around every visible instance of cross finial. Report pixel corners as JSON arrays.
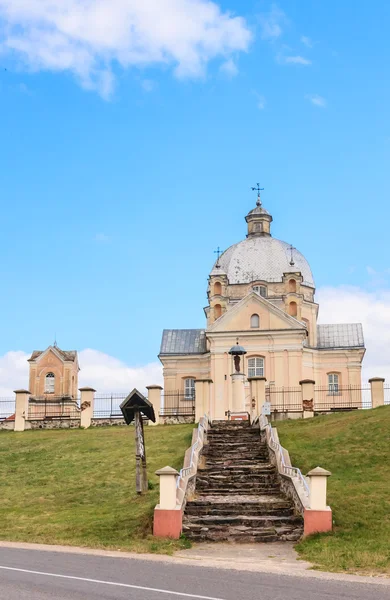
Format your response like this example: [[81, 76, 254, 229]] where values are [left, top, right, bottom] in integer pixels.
[[251, 183, 264, 206], [288, 244, 296, 266], [214, 246, 223, 267]]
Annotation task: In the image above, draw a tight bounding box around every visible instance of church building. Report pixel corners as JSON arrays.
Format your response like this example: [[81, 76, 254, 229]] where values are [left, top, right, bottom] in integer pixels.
[[159, 191, 365, 420]]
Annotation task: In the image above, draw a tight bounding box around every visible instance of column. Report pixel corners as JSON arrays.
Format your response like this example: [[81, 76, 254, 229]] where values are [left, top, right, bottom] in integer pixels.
[[304, 466, 332, 536], [369, 378, 385, 409], [194, 380, 204, 423], [230, 373, 246, 413], [300, 379, 315, 418], [248, 377, 267, 417], [14, 389, 30, 432], [146, 385, 163, 425], [79, 387, 95, 428], [153, 466, 182, 539]]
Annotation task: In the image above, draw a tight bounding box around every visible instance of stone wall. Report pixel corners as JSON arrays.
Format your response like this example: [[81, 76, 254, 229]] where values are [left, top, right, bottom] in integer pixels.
[[159, 415, 195, 425], [0, 420, 14, 431], [91, 418, 127, 427], [27, 418, 81, 430]]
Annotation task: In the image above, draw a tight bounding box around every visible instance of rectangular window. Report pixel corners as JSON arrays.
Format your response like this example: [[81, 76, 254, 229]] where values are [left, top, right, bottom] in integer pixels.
[[248, 357, 264, 378], [253, 285, 267, 298], [184, 378, 195, 399], [328, 373, 339, 393]]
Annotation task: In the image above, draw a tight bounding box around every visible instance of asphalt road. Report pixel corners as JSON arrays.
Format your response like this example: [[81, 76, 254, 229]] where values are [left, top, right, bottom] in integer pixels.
[[0, 546, 388, 600]]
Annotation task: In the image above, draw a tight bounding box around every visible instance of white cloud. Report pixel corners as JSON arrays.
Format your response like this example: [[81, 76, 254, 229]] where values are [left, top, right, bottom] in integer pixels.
[[254, 92, 266, 110], [0, 0, 252, 98], [317, 286, 390, 382], [305, 93, 326, 107], [259, 4, 286, 40], [0, 348, 162, 397], [219, 58, 238, 77], [280, 54, 311, 66], [300, 35, 312, 48]]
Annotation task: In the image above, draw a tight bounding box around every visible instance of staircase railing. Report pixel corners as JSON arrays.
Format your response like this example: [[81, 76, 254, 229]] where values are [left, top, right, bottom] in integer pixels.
[[257, 414, 310, 508], [176, 414, 212, 507]]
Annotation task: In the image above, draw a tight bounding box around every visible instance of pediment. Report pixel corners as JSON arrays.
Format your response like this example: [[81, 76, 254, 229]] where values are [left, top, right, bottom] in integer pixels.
[[208, 292, 305, 333]]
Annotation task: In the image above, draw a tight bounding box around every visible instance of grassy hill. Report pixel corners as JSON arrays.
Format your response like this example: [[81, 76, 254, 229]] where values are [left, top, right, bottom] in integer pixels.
[[0, 424, 193, 554], [277, 405, 390, 575]]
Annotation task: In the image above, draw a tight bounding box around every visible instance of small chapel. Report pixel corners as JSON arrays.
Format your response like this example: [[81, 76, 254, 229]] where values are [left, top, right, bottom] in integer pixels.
[[159, 190, 365, 420]]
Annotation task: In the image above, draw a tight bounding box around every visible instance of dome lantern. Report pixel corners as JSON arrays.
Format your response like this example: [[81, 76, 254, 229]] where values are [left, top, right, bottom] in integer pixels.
[[245, 188, 273, 238]]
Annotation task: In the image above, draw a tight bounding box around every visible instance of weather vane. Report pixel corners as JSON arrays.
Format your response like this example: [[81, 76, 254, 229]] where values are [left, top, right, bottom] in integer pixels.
[[288, 244, 296, 266], [251, 183, 264, 206]]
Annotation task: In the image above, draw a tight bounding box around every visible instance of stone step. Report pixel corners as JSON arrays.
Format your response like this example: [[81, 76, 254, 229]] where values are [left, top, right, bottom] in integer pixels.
[[182, 523, 303, 543], [185, 504, 294, 517], [206, 458, 270, 465], [184, 514, 303, 528], [197, 474, 277, 485], [199, 465, 276, 474], [195, 487, 281, 495]]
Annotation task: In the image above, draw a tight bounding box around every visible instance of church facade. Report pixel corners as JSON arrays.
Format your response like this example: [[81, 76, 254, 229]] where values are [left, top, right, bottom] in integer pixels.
[[159, 194, 365, 420]]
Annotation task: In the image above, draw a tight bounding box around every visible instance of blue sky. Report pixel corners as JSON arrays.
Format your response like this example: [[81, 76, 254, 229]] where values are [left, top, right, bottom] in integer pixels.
[[0, 1, 389, 391]]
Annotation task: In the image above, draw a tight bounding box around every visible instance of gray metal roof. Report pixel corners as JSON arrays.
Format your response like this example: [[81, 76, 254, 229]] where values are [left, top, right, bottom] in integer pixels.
[[211, 237, 315, 288], [160, 329, 207, 355], [316, 324, 364, 349]]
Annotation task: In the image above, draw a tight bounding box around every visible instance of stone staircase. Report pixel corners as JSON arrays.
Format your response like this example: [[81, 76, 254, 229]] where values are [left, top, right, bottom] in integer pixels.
[[183, 421, 303, 542]]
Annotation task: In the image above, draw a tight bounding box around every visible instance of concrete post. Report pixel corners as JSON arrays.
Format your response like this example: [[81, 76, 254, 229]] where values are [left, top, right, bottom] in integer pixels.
[[304, 466, 332, 536], [153, 466, 182, 538], [230, 373, 246, 413], [79, 387, 95, 429], [195, 379, 213, 422], [146, 385, 163, 425], [248, 377, 267, 417], [369, 378, 385, 409], [300, 379, 315, 418], [14, 389, 30, 432]]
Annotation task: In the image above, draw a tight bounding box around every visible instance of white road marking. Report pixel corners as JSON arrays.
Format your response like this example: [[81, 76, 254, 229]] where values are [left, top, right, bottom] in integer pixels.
[[0, 565, 227, 599]]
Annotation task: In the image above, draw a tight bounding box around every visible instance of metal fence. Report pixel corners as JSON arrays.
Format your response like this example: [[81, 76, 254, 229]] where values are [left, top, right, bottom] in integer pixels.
[[0, 397, 16, 421], [28, 396, 81, 420], [160, 391, 195, 417], [384, 385, 390, 406], [266, 387, 303, 412], [93, 393, 127, 419], [313, 385, 371, 412]]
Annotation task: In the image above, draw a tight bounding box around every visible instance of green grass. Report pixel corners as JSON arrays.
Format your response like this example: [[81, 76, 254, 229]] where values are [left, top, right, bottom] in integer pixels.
[[0, 424, 194, 554], [277, 406, 390, 575]]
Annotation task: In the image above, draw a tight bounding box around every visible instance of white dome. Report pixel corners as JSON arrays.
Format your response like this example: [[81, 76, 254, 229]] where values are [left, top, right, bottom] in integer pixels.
[[212, 236, 315, 287]]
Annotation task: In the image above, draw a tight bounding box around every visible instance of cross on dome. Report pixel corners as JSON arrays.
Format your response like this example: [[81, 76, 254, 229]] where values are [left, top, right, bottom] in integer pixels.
[[251, 182, 264, 206]]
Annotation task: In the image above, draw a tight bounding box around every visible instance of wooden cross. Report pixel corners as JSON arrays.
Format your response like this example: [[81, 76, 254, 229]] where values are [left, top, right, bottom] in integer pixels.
[[214, 246, 224, 265], [288, 244, 296, 266]]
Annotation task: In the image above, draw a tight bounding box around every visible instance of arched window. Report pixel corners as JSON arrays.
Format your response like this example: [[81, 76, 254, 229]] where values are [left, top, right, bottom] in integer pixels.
[[184, 378, 195, 399], [214, 281, 222, 296], [289, 301, 297, 317], [45, 372, 55, 394], [250, 313, 260, 328], [214, 304, 222, 319], [248, 357, 264, 378], [253, 285, 267, 298], [289, 279, 296, 293], [328, 373, 339, 393]]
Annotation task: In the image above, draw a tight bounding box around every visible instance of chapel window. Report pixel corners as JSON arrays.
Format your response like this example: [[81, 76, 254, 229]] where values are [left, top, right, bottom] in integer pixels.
[[289, 301, 297, 317], [289, 279, 297, 293], [328, 373, 339, 393], [45, 372, 55, 394], [248, 357, 264, 378], [184, 378, 195, 399], [214, 304, 222, 319], [250, 314, 260, 328], [214, 281, 222, 296], [253, 285, 267, 298]]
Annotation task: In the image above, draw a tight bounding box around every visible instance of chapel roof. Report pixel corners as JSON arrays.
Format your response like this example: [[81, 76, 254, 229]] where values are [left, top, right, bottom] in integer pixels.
[[28, 346, 78, 362], [316, 324, 364, 349], [160, 329, 207, 355]]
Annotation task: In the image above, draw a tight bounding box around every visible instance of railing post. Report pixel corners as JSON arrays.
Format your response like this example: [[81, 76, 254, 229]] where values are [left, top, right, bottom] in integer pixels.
[[153, 466, 182, 538], [14, 389, 30, 432], [369, 377, 385, 408], [79, 387, 95, 429], [146, 385, 162, 426], [300, 379, 315, 418], [304, 466, 332, 536]]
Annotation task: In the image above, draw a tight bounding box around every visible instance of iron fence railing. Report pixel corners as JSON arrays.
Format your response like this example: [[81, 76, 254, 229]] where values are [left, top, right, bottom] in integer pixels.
[[0, 398, 16, 420], [160, 391, 195, 417], [266, 387, 302, 412], [93, 393, 127, 419], [313, 385, 371, 411], [384, 385, 390, 406], [28, 396, 81, 420]]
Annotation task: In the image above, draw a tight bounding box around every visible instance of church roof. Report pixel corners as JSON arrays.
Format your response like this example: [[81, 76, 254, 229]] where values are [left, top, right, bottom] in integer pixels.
[[316, 324, 364, 349], [212, 236, 315, 287], [28, 346, 78, 362], [160, 329, 207, 355]]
